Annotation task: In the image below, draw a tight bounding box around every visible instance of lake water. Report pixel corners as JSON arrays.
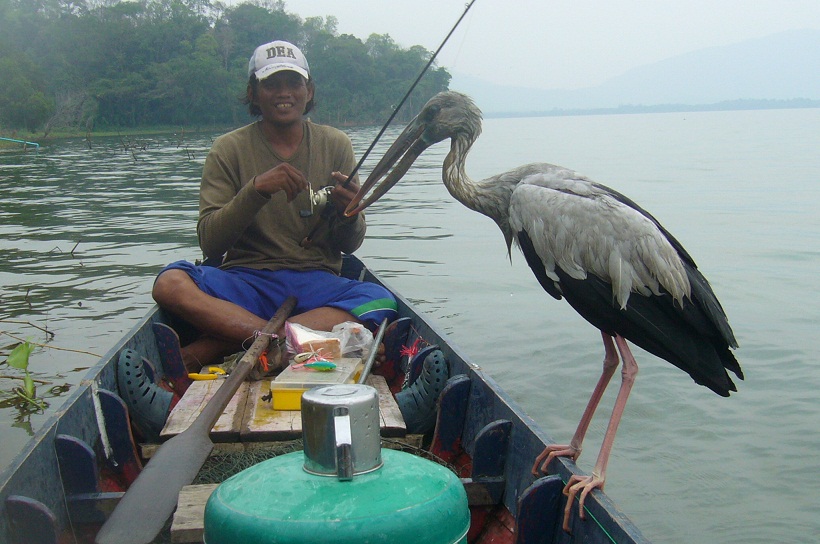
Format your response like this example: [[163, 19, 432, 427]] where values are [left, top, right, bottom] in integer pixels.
[[2, 108, 819, 543]]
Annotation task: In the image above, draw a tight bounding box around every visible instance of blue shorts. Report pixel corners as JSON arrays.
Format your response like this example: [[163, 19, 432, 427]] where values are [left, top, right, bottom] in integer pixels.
[[160, 261, 398, 328]]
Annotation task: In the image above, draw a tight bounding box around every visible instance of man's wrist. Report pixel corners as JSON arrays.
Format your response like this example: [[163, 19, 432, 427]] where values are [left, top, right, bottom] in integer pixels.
[[251, 176, 271, 199]]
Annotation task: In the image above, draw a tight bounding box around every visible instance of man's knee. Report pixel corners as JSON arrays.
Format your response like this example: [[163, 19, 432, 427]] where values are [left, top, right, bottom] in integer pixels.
[[152, 269, 194, 307]]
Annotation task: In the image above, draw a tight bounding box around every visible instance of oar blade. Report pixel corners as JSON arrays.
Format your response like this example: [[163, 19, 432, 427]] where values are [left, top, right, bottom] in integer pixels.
[[95, 430, 214, 544], [95, 296, 296, 544]]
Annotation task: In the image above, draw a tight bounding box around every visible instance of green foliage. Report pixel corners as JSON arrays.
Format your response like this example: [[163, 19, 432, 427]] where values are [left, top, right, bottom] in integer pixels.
[[7, 341, 36, 400], [0, 0, 450, 132], [0, 50, 55, 131], [6, 341, 34, 371]]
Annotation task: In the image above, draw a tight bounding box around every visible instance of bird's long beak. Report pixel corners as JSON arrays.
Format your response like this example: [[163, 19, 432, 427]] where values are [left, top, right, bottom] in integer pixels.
[[345, 117, 432, 216]]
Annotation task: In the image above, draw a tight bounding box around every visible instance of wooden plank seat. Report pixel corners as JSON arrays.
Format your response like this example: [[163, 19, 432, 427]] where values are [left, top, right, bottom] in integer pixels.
[[160, 374, 405, 442], [171, 484, 218, 544]]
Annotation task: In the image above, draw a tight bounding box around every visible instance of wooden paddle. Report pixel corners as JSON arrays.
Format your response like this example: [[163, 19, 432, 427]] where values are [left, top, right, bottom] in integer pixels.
[[95, 296, 297, 544]]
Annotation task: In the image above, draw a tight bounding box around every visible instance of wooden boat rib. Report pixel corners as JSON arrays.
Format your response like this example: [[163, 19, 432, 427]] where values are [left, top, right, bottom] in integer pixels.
[[0, 256, 650, 544]]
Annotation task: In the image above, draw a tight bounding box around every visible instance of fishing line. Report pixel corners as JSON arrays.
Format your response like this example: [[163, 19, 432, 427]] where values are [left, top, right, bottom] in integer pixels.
[[301, 0, 479, 247], [342, 0, 478, 188], [441, 2, 475, 72]]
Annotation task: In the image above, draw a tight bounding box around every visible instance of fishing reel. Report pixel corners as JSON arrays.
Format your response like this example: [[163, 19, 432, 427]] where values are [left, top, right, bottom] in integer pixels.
[[300, 185, 334, 218]]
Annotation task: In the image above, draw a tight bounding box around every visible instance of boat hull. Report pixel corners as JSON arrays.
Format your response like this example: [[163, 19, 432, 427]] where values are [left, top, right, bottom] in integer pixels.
[[0, 256, 650, 544]]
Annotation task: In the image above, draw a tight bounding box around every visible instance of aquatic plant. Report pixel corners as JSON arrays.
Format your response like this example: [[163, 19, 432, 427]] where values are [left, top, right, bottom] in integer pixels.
[[5, 341, 47, 410]]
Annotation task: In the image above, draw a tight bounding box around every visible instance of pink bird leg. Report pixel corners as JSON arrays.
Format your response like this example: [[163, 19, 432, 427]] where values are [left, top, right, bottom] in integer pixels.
[[532, 332, 639, 533]]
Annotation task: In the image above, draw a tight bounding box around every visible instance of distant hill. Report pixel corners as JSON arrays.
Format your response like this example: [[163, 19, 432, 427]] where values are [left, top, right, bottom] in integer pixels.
[[450, 29, 820, 116]]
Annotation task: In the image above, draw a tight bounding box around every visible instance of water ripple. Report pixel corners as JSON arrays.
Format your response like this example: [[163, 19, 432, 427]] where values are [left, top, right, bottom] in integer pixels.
[[2, 111, 819, 543]]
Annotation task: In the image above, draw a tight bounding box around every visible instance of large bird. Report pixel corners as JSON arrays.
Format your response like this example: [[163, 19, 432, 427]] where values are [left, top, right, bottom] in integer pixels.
[[346, 91, 743, 531]]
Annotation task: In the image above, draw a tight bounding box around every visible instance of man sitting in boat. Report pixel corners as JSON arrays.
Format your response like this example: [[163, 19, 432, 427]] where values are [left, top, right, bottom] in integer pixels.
[[123, 40, 398, 436]]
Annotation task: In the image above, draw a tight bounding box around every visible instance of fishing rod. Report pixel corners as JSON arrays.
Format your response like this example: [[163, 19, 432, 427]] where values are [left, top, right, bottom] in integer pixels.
[[301, 0, 478, 247]]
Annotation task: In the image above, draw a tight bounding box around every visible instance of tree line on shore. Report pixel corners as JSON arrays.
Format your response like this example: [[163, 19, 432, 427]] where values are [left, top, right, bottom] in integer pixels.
[[0, 0, 451, 135]]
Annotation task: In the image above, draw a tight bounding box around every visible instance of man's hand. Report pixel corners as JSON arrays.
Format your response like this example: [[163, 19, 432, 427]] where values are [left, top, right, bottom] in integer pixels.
[[329, 171, 360, 217], [253, 163, 308, 201]]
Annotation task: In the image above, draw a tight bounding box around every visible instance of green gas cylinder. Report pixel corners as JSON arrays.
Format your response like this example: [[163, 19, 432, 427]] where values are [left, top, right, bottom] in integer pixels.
[[203, 448, 469, 544], [203, 384, 469, 544]]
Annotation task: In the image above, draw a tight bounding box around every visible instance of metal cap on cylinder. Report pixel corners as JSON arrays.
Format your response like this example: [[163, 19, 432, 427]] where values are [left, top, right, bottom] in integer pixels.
[[301, 384, 382, 478]]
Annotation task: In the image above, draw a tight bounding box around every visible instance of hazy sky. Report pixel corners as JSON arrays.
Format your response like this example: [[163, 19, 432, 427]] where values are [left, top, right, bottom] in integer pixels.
[[266, 0, 820, 90]]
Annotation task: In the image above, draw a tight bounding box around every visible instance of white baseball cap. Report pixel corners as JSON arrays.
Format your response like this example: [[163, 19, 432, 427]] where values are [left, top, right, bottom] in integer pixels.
[[248, 40, 310, 81]]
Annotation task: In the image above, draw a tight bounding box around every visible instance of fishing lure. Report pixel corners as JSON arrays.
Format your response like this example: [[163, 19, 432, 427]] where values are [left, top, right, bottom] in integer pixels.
[[301, 361, 337, 371], [292, 350, 336, 371]]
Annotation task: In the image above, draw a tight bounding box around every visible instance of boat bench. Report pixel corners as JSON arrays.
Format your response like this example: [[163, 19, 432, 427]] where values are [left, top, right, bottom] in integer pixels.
[[158, 374, 406, 444]]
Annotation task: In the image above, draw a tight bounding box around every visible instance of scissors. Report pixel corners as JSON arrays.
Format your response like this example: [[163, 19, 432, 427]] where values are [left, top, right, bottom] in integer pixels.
[[188, 366, 227, 380]]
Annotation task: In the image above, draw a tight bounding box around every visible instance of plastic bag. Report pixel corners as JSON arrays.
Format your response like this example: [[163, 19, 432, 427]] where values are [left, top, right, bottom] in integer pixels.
[[332, 322, 374, 358]]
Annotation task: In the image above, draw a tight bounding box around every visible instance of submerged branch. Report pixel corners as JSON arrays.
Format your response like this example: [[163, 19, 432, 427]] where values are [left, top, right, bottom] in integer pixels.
[[0, 331, 100, 358], [0, 319, 56, 339], [0, 374, 52, 385]]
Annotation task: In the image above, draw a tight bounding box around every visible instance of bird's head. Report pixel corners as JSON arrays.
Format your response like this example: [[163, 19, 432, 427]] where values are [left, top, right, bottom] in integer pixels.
[[345, 91, 482, 216]]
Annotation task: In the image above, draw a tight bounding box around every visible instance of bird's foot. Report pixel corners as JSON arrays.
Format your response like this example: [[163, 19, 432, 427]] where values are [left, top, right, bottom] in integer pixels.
[[561, 472, 605, 533], [531, 444, 580, 475]]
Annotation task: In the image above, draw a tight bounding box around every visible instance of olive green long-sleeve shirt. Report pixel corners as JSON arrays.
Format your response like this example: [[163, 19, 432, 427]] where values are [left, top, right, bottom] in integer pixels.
[[197, 120, 366, 275]]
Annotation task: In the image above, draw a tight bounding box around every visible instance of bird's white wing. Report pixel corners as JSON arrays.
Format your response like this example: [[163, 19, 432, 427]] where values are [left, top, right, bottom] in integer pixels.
[[508, 173, 690, 309]]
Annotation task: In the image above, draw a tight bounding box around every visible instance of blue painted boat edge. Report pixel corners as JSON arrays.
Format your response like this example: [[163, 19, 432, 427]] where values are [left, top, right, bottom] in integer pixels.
[[0, 307, 161, 541]]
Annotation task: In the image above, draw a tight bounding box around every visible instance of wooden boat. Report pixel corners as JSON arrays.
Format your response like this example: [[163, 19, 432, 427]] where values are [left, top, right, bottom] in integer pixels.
[[0, 255, 650, 544]]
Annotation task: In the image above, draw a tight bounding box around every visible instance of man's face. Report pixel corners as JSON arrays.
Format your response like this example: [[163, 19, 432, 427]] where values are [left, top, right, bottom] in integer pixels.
[[255, 71, 313, 126]]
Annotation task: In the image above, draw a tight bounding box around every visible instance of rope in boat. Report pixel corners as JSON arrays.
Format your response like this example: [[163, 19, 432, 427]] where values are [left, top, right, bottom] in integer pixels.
[[561, 476, 620, 543]]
